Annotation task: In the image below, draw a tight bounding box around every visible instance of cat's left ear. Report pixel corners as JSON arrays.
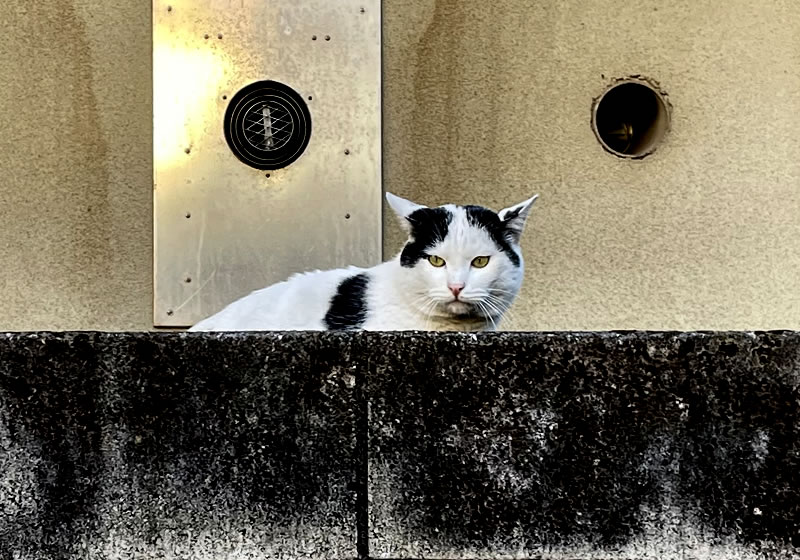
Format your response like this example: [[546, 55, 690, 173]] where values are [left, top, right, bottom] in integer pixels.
[[499, 194, 539, 244], [386, 192, 427, 233]]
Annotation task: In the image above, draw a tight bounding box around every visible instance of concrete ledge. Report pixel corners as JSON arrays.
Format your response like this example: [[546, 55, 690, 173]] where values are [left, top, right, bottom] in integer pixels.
[[0, 333, 362, 560], [368, 332, 800, 560], [0, 331, 798, 560]]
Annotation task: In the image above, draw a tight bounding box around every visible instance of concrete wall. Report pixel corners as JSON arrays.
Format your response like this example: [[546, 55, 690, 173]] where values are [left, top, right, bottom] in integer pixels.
[[2, 0, 799, 331], [1, 331, 798, 559]]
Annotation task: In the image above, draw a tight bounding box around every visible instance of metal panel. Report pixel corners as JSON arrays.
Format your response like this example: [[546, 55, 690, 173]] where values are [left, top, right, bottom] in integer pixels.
[[153, 0, 382, 327]]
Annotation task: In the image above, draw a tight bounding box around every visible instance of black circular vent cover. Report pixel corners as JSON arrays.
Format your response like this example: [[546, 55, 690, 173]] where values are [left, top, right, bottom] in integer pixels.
[[224, 80, 312, 170]]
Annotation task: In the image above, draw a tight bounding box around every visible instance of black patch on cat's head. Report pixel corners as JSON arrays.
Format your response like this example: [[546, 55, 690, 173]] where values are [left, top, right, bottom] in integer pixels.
[[324, 273, 370, 330], [400, 207, 453, 268], [464, 205, 521, 267]]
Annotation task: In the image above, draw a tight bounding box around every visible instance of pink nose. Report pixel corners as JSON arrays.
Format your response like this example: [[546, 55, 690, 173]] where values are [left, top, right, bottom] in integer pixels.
[[448, 284, 464, 298]]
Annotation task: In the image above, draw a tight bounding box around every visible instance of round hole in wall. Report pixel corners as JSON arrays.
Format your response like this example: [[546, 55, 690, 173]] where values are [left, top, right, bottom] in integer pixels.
[[224, 80, 312, 170], [591, 78, 670, 159]]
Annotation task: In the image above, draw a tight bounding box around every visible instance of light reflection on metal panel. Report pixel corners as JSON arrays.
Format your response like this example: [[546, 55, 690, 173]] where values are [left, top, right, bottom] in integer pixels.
[[153, 0, 382, 327]]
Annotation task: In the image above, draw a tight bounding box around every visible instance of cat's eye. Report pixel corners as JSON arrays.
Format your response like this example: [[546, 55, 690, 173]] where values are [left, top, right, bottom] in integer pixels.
[[427, 255, 446, 267], [471, 256, 490, 268]]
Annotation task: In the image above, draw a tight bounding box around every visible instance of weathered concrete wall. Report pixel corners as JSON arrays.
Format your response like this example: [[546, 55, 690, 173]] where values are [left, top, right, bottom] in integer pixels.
[[1, 0, 799, 330], [0, 332, 362, 559], [0, 331, 798, 559]]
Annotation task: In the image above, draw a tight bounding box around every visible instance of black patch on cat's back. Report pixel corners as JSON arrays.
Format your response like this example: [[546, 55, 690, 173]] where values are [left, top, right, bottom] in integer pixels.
[[464, 205, 521, 267], [324, 273, 370, 330], [400, 207, 453, 268]]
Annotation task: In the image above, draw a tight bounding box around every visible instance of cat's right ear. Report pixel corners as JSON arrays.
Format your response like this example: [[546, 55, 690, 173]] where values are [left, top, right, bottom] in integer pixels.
[[386, 192, 427, 234], [499, 194, 539, 244]]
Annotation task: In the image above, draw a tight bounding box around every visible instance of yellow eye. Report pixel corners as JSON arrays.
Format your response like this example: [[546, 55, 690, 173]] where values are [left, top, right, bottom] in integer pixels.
[[427, 255, 446, 267], [471, 256, 490, 268]]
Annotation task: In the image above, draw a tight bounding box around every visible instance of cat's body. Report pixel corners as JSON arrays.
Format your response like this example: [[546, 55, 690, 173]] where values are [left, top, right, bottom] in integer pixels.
[[189, 192, 538, 332], [188, 262, 486, 332]]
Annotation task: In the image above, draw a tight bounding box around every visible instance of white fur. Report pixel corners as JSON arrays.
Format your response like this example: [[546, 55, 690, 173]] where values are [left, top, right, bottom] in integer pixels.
[[189, 192, 537, 332]]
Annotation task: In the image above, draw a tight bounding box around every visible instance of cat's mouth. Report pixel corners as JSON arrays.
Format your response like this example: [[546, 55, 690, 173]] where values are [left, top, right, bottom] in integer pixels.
[[444, 300, 480, 317]]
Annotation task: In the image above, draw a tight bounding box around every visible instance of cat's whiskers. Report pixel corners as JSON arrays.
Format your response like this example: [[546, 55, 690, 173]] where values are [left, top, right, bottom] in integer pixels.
[[422, 298, 439, 330], [423, 290, 464, 320], [488, 287, 518, 297], [475, 301, 499, 331], [409, 293, 431, 307], [487, 305, 510, 329], [410, 292, 436, 312], [484, 294, 515, 324], [475, 287, 514, 308], [478, 297, 504, 321], [469, 290, 506, 312], [410, 293, 441, 329], [484, 292, 511, 312], [468, 290, 513, 327], [487, 288, 520, 316]]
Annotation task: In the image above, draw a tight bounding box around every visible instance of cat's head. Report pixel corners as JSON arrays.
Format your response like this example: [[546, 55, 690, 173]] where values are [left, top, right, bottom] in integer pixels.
[[386, 191, 538, 325]]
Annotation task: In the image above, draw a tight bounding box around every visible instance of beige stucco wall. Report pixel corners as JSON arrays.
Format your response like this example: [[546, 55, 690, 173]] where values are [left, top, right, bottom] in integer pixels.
[[1, 0, 799, 331], [0, 1, 153, 331]]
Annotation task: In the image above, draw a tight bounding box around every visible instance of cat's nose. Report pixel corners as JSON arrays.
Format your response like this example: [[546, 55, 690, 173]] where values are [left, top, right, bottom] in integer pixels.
[[448, 283, 464, 298]]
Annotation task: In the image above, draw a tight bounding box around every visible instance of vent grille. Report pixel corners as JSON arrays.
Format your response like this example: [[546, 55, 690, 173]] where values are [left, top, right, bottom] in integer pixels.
[[224, 80, 311, 170]]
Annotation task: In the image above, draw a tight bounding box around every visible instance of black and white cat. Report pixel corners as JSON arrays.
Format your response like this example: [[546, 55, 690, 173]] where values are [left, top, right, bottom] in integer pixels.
[[189, 192, 538, 332]]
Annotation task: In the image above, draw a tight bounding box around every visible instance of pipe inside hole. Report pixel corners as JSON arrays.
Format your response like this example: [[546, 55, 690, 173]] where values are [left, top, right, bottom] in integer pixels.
[[592, 79, 670, 158]]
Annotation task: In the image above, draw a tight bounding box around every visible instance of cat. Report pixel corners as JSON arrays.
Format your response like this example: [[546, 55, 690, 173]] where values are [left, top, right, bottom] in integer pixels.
[[188, 191, 538, 332]]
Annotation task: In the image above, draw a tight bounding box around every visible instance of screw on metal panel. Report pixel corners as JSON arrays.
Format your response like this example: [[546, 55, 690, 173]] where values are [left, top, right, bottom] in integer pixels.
[[345, 213, 351, 219], [166, 310, 174, 316], [308, 95, 313, 101], [204, 34, 209, 39], [312, 35, 317, 40], [324, 35, 331, 41], [184, 147, 191, 154], [265, 173, 270, 178], [185, 277, 192, 283], [185, 212, 191, 218], [222, 95, 227, 100], [360, 7, 365, 13], [167, 5, 172, 11], [344, 149, 350, 155], [217, 33, 223, 39]]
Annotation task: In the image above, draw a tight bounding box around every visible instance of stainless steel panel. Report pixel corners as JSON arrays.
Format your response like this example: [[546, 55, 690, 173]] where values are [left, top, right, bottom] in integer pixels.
[[153, 0, 382, 327]]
